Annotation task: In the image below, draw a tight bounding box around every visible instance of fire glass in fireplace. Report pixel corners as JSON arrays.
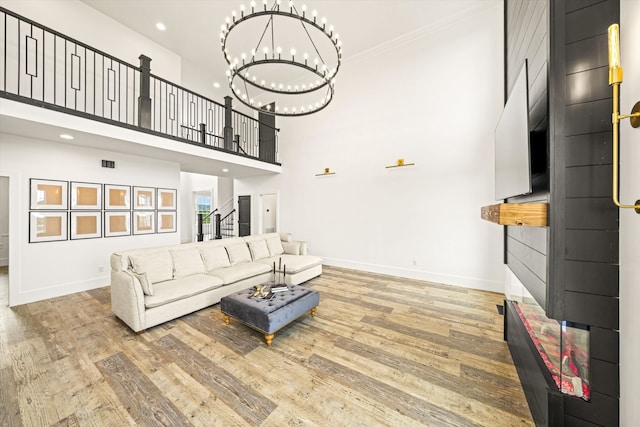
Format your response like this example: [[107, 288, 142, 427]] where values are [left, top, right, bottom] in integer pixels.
[[513, 298, 590, 401]]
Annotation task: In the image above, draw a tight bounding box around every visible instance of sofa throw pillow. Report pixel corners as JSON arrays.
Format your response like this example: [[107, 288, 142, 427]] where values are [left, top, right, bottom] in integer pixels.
[[266, 236, 284, 256], [200, 245, 231, 271], [248, 239, 270, 261], [282, 241, 301, 255], [133, 272, 153, 296], [170, 249, 205, 279], [226, 242, 252, 265], [129, 251, 173, 284]]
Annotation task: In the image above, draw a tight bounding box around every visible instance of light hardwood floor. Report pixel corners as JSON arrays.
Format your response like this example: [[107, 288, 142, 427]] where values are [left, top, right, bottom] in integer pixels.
[[0, 265, 534, 426]]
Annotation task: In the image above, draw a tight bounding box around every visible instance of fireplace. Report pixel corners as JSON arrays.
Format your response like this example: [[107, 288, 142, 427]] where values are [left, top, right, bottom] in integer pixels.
[[512, 298, 590, 401]]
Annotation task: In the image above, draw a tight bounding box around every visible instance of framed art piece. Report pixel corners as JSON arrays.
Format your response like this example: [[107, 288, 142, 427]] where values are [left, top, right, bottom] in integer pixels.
[[70, 211, 102, 240], [157, 211, 177, 233], [29, 211, 68, 243], [104, 211, 131, 237], [105, 184, 131, 210], [70, 182, 102, 210], [157, 188, 177, 210], [133, 211, 155, 235], [30, 179, 68, 210], [133, 186, 156, 210]]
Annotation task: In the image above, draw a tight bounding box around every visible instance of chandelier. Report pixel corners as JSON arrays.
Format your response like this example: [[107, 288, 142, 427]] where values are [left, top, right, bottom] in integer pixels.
[[220, 0, 342, 117]]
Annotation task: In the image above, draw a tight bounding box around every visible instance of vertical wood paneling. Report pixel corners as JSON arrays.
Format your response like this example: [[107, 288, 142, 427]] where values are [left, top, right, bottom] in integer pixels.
[[505, 0, 549, 309], [558, 0, 620, 424]]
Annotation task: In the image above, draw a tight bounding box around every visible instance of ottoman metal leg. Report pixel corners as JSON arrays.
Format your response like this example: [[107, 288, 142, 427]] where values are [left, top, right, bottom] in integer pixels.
[[265, 333, 275, 346], [223, 314, 230, 325], [311, 307, 317, 317]]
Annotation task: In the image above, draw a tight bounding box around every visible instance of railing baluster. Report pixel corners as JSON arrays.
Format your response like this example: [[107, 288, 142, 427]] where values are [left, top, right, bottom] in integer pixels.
[[0, 7, 279, 165]]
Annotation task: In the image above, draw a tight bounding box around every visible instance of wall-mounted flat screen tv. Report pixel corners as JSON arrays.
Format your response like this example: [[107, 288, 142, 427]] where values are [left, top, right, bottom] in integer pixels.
[[495, 60, 531, 201]]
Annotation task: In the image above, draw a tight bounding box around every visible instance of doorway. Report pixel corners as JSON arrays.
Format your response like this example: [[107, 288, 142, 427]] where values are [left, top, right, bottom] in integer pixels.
[[238, 195, 251, 237], [193, 191, 213, 241], [0, 176, 9, 306], [260, 193, 278, 234]]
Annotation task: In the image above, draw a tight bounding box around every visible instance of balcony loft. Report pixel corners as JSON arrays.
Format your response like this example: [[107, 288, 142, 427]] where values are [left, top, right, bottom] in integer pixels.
[[0, 7, 281, 178]]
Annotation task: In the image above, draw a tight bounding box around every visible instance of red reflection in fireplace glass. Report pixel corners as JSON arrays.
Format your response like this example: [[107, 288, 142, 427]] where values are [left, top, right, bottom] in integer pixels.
[[514, 301, 590, 401]]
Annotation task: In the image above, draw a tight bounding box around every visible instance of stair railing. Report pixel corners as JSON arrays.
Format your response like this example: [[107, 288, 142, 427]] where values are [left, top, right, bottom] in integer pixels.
[[215, 209, 236, 239], [196, 208, 217, 242]]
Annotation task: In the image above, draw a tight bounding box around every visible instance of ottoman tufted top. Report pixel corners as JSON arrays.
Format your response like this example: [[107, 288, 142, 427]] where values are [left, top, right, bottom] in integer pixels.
[[220, 286, 320, 335]]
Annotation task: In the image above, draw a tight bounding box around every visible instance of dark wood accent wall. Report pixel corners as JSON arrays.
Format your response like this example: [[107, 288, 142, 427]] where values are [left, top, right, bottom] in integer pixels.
[[504, 0, 550, 311], [506, 0, 620, 425], [550, 0, 620, 424]]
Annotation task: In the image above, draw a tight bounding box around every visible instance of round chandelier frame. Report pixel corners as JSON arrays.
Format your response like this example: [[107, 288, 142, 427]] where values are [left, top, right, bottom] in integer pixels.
[[220, 1, 343, 117]]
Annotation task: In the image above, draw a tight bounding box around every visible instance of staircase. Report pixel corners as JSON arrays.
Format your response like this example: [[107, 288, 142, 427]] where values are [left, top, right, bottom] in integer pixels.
[[197, 208, 236, 241]]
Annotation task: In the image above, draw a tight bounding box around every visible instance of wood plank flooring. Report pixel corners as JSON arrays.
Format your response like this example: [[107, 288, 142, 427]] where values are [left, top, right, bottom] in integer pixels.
[[0, 265, 534, 426]]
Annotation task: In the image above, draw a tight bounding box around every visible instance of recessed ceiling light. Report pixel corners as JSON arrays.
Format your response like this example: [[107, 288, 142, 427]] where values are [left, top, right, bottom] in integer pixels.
[[59, 134, 74, 140], [222, 168, 229, 173], [156, 22, 166, 31], [213, 82, 221, 89]]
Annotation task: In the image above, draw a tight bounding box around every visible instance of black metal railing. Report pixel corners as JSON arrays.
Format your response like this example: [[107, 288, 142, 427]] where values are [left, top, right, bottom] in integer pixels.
[[196, 208, 235, 241], [0, 7, 280, 164], [150, 74, 227, 147], [196, 209, 217, 242], [0, 7, 140, 126], [218, 209, 236, 240]]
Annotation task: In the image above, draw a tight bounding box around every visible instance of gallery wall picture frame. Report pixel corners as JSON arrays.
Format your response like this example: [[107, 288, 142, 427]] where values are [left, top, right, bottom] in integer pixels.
[[30, 178, 68, 210], [29, 211, 68, 243], [132, 211, 155, 235], [157, 188, 177, 210], [104, 211, 131, 237], [104, 184, 131, 210], [70, 182, 102, 210], [157, 211, 177, 233], [133, 186, 156, 210], [70, 211, 102, 240]]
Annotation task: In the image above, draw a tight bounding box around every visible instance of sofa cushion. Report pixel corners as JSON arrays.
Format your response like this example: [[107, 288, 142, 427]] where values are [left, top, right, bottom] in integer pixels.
[[133, 272, 154, 296], [266, 236, 284, 256], [226, 243, 252, 265], [144, 274, 224, 309], [248, 239, 270, 261], [256, 255, 323, 274], [171, 249, 205, 278], [129, 251, 173, 284], [200, 245, 231, 271], [282, 241, 301, 255], [208, 262, 271, 285]]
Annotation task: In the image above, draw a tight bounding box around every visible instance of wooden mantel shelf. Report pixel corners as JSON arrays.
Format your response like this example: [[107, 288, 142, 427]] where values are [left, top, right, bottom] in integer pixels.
[[481, 203, 548, 227]]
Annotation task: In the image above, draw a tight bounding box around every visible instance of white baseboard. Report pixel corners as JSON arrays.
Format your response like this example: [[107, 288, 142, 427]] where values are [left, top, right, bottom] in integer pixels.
[[11, 275, 110, 306], [321, 257, 504, 294], [0, 257, 7, 267]]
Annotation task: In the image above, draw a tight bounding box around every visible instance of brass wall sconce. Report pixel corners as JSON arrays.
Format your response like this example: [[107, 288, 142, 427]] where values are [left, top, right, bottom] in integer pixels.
[[385, 158, 415, 169], [608, 23, 640, 214], [315, 167, 335, 176]]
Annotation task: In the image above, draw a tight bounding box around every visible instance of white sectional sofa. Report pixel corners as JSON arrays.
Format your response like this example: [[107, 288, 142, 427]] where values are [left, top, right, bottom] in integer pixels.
[[110, 232, 322, 332]]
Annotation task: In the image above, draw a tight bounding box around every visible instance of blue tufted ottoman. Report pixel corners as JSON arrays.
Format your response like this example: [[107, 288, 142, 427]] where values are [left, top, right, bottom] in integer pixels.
[[220, 286, 320, 346]]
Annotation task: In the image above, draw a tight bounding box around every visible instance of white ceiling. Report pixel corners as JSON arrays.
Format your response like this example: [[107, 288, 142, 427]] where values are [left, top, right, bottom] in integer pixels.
[[79, 0, 488, 88]]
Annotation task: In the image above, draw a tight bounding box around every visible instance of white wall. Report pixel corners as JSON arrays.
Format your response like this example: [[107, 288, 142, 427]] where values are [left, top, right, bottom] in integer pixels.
[[0, 177, 8, 266], [236, 3, 505, 292], [0, 134, 181, 306], [619, 0, 640, 424], [260, 194, 278, 234], [0, 0, 181, 82]]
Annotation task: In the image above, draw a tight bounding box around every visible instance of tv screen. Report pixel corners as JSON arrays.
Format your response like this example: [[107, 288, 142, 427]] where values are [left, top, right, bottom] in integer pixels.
[[495, 60, 531, 201]]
